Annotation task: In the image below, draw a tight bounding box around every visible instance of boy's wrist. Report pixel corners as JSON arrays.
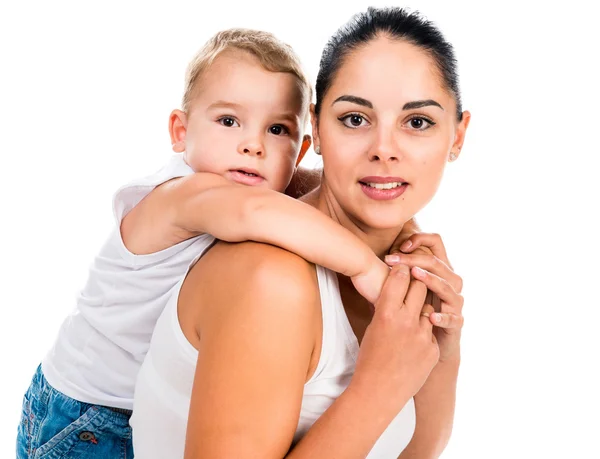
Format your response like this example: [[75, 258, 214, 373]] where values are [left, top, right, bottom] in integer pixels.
[[350, 255, 389, 304]]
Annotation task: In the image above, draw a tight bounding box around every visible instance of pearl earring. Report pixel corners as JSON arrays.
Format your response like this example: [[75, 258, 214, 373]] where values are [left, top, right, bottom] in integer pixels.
[[315, 146, 321, 155], [449, 152, 457, 162]]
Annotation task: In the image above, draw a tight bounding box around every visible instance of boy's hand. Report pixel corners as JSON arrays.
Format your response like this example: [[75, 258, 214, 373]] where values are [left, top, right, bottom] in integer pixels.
[[350, 257, 390, 305]]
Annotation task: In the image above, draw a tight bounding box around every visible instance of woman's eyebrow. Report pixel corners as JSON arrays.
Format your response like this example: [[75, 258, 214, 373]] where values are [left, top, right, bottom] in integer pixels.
[[403, 99, 444, 111], [332, 96, 444, 112], [332, 95, 373, 108]]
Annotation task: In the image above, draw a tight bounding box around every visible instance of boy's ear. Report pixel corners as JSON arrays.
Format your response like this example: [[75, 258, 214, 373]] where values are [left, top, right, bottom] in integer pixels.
[[169, 109, 188, 153], [296, 135, 312, 166]]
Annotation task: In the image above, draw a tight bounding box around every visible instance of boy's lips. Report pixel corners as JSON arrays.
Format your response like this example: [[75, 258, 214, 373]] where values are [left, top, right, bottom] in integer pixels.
[[226, 168, 265, 186], [358, 176, 408, 200]]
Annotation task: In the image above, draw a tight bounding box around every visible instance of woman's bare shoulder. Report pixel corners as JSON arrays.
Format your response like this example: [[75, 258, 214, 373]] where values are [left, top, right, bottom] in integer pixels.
[[179, 241, 321, 346], [197, 240, 318, 287]]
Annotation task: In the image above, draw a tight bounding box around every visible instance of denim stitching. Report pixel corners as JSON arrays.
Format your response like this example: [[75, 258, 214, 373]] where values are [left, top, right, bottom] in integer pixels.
[[34, 406, 103, 458]]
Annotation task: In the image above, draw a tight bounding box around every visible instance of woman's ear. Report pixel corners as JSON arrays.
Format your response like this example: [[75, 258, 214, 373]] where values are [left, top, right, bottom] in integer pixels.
[[450, 110, 471, 160], [169, 109, 188, 153]]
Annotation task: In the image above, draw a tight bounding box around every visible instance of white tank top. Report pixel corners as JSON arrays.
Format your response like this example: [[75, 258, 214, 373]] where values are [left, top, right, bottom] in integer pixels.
[[42, 154, 216, 410], [131, 263, 416, 458]]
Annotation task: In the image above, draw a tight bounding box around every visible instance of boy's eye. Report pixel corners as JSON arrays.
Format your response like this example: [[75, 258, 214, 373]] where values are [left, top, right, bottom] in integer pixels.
[[269, 124, 289, 136], [218, 117, 239, 127], [339, 113, 369, 129]]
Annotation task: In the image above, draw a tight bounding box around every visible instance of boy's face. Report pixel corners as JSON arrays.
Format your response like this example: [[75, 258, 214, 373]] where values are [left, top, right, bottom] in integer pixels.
[[171, 50, 310, 192]]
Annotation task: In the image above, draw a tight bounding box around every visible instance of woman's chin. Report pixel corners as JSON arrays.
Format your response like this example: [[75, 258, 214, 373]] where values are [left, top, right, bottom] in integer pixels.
[[358, 208, 414, 232]]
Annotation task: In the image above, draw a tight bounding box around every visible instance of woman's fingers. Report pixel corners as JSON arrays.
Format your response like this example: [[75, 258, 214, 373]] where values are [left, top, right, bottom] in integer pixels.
[[411, 267, 465, 330], [398, 233, 452, 269], [420, 304, 435, 330], [429, 311, 464, 329], [374, 263, 411, 312], [386, 252, 462, 294], [404, 277, 428, 317], [411, 266, 463, 311]]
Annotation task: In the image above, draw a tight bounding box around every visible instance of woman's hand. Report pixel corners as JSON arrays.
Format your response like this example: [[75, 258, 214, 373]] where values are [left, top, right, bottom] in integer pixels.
[[350, 263, 440, 412], [385, 233, 464, 363]]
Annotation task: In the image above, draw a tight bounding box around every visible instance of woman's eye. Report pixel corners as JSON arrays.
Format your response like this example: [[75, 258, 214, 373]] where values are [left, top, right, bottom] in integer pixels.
[[340, 114, 369, 128], [269, 124, 288, 136], [219, 117, 239, 127], [407, 117, 435, 130]]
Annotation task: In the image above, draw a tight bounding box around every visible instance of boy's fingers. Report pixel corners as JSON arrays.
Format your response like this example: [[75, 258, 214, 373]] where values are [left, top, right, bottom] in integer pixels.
[[375, 264, 411, 312]]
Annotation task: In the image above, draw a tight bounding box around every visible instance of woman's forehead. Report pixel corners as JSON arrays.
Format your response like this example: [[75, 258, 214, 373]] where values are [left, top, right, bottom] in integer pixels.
[[328, 37, 449, 106]]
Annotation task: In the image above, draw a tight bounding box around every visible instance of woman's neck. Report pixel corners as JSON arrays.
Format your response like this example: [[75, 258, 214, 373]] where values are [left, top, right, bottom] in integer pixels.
[[301, 184, 406, 259]]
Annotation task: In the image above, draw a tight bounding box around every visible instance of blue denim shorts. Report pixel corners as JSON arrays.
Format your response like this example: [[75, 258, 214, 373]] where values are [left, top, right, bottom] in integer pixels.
[[17, 365, 134, 458]]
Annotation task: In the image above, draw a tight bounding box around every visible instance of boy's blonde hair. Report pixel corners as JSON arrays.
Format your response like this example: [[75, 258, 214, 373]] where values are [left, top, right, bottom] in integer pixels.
[[182, 28, 312, 117]]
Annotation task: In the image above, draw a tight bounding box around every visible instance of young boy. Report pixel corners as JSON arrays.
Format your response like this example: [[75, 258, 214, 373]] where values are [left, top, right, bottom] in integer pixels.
[[17, 28, 417, 458]]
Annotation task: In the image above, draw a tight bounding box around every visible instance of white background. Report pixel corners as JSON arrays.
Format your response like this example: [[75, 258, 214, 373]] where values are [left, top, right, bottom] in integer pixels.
[[1, 0, 599, 457]]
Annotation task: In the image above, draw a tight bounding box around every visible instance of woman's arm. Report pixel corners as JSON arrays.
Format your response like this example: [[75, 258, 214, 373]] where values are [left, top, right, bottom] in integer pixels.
[[182, 243, 439, 458], [183, 242, 322, 458], [388, 233, 466, 458], [399, 358, 460, 459]]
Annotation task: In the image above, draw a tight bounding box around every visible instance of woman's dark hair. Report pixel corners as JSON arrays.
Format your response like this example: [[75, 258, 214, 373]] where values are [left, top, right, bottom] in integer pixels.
[[315, 7, 463, 120]]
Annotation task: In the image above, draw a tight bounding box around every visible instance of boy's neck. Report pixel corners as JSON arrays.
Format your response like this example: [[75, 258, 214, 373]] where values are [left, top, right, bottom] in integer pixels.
[[301, 184, 406, 259]]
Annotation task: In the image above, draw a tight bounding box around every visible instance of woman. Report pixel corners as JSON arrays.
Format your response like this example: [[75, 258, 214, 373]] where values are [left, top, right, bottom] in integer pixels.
[[132, 7, 471, 458]]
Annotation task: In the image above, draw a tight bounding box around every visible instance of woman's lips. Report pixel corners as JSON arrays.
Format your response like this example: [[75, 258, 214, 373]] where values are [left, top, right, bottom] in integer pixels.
[[226, 169, 265, 186], [359, 176, 408, 201]]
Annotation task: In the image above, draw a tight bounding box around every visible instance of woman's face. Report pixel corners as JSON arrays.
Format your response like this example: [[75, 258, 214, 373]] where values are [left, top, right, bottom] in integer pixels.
[[313, 36, 470, 230]]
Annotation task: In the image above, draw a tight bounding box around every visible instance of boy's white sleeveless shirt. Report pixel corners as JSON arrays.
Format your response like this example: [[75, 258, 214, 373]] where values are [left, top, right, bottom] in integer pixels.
[[41, 153, 215, 410]]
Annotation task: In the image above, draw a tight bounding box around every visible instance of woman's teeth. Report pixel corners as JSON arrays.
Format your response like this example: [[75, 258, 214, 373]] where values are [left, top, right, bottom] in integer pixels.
[[363, 182, 404, 190], [239, 171, 257, 177]]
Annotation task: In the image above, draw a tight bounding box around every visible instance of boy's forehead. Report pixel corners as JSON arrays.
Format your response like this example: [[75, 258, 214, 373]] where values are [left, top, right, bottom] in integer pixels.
[[189, 50, 307, 118]]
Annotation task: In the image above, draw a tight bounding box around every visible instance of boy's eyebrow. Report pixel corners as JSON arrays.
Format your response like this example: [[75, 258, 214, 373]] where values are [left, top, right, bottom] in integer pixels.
[[207, 101, 243, 110], [276, 112, 301, 125], [332, 95, 373, 109], [403, 99, 444, 111]]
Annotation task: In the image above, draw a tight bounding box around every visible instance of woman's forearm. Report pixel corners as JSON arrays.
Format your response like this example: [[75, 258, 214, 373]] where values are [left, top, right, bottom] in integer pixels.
[[286, 385, 413, 459], [399, 357, 461, 459]]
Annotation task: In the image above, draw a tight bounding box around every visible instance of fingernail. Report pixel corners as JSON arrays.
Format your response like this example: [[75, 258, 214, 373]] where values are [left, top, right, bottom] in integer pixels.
[[401, 240, 412, 251], [413, 266, 426, 278], [433, 313, 442, 323], [385, 254, 401, 264]]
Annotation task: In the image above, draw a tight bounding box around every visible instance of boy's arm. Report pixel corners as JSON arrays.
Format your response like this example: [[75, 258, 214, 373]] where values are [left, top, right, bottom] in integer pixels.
[[121, 172, 388, 303], [120, 172, 232, 254]]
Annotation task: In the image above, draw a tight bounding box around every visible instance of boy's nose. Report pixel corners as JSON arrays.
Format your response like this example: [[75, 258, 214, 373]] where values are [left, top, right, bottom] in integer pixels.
[[239, 138, 264, 157], [243, 146, 263, 157]]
